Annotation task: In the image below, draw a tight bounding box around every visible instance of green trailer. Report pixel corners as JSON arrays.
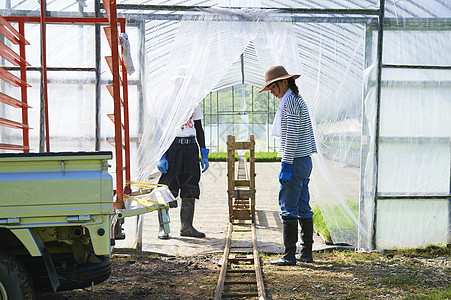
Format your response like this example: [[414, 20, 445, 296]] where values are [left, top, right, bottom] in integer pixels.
[[0, 151, 171, 299]]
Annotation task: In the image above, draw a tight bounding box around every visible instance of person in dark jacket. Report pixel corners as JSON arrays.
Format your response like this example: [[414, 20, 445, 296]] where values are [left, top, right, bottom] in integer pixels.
[[156, 104, 209, 239]]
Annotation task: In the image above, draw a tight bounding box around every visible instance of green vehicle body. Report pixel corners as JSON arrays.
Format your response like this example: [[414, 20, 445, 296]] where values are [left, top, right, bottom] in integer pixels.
[[0, 151, 118, 297]]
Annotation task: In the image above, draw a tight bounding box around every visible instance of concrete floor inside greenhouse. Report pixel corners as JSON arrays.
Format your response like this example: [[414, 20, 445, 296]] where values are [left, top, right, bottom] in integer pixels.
[[118, 161, 358, 257]]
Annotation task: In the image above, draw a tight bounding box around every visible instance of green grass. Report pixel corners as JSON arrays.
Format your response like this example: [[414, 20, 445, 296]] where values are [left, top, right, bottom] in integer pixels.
[[207, 152, 238, 161], [311, 199, 359, 245], [329, 249, 381, 264], [312, 206, 332, 243], [404, 287, 451, 300], [380, 275, 418, 286], [245, 151, 281, 162], [204, 151, 281, 162], [386, 245, 450, 258]]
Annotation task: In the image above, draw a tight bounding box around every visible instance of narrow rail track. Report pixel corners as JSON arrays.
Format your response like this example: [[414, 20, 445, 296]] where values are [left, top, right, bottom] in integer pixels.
[[214, 135, 266, 300]]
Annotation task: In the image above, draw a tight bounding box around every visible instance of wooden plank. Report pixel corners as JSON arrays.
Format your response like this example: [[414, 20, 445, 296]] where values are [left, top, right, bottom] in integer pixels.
[[228, 141, 254, 150], [233, 210, 252, 220], [214, 222, 233, 300], [228, 257, 254, 262], [0, 92, 30, 108], [235, 180, 250, 187], [252, 223, 266, 299], [222, 292, 259, 298], [227, 135, 235, 222], [227, 135, 235, 190], [228, 189, 255, 199], [233, 204, 250, 209], [249, 135, 256, 218], [233, 199, 250, 204], [224, 280, 256, 285], [0, 66, 31, 87], [0, 15, 30, 45], [227, 269, 255, 273]]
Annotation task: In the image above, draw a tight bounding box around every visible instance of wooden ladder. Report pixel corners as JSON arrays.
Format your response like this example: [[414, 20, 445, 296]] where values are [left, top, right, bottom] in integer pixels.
[[214, 135, 266, 299], [227, 135, 256, 222]]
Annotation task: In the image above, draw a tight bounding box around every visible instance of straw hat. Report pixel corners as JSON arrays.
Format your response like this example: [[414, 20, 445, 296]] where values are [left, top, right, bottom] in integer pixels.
[[258, 65, 300, 93]]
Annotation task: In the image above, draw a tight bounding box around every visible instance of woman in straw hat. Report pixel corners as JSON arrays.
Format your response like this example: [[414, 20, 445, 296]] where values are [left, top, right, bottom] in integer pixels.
[[259, 65, 317, 265]]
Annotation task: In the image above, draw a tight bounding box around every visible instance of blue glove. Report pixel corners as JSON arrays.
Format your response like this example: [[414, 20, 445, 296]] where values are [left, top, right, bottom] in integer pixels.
[[157, 153, 168, 174], [279, 162, 292, 186], [200, 148, 209, 173]]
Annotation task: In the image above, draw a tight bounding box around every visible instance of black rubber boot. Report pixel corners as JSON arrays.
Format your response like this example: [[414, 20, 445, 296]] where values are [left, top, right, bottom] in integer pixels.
[[180, 198, 205, 238], [270, 221, 298, 266], [296, 218, 314, 262], [157, 209, 169, 239]]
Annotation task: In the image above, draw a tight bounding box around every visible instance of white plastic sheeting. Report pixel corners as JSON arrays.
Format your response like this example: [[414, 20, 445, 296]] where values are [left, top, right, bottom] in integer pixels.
[[138, 9, 303, 179], [359, 24, 451, 249], [0, 1, 449, 249], [138, 8, 373, 246]]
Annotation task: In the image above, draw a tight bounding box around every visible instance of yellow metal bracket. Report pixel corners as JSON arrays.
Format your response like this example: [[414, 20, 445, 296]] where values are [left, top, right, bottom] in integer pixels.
[[115, 181, 174, 234], [116, 181, 174, 219]]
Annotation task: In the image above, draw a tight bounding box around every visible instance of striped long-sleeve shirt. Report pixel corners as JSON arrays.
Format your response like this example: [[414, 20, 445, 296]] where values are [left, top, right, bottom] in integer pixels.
[[280, 93, 317, 164]]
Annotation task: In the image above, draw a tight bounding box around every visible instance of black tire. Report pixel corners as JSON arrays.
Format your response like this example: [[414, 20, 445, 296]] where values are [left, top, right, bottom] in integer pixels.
[[0, 249, 35, 300], [34, 255, 111, 292]]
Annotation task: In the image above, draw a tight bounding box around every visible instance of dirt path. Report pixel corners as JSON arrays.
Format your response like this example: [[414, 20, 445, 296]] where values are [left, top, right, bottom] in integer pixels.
[[37, 247, 450, 300]]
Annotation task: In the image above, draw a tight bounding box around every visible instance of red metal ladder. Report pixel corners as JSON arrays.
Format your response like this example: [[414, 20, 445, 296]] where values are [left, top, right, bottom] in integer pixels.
[[0, 15, 31, 152], [102, 0, 131, 209]]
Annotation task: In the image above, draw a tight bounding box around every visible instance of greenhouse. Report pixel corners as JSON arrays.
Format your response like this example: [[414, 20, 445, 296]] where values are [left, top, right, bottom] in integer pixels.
[[0, 0, 449, 253]]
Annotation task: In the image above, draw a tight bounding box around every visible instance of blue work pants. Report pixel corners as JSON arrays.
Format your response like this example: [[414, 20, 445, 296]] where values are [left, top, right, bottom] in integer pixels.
[[278, 156, 313, 222]]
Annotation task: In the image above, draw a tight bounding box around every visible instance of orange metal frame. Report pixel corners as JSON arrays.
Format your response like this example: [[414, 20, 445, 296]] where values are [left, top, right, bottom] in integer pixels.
[[3, 0, 130, 208]]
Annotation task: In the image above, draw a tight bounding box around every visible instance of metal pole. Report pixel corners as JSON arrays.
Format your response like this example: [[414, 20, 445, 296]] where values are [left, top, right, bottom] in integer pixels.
[[372, 0, 385, 250], [358, 23, 373, 250], [95, 0, 101, 151], [40, 0, 50, 152], [240, 53, 244, 84], [138, 20, 145, 143]]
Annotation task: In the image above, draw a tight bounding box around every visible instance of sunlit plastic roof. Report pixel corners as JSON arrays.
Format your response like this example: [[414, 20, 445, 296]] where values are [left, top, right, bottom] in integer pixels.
[[3, 0, 450, 17]]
